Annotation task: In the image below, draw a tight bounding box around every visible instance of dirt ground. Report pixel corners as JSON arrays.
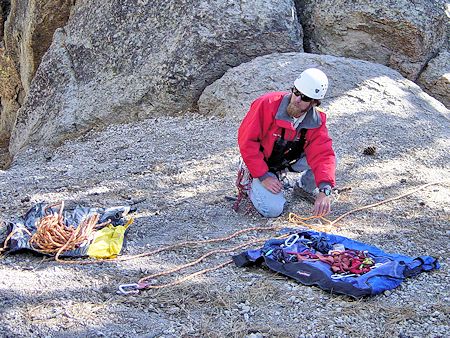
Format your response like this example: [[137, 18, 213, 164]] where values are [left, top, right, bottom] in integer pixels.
[[0, 109, 449, 337]]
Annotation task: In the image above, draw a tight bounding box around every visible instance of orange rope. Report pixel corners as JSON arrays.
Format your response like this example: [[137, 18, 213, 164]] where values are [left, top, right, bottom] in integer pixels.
[[135, 233, 292, 290], [138, 238, 267, 288], [328, 182, 441, 226], [139, 182, 443, 292], [137, 259, 234, 290], [4, 182, 442, 291], [119, 225, 284, 261], [289, 182, 444, 228], [288, 214, 333, 232], [27, 202, 110, 260], [55, 224, 294, 264]]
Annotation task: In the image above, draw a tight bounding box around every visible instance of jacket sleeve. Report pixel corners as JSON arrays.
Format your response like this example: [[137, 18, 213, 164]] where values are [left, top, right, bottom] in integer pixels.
[[304, 112, 336, 188], [237, 97, 272, 178]]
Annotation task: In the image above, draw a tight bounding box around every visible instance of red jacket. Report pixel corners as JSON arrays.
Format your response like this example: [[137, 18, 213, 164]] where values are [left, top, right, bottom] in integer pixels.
[[238, 92, 336, 188]]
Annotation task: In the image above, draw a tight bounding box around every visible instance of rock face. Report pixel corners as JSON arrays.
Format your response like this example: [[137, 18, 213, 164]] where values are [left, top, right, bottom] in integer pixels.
[[9, 0, 302, 157], [4, 0, 74, 93], [198, 52, 449, 121], [297, 0, 448, 81], [0, 1, 9, 38], [417, 51, 450, 108], [0, 0, 74, 167]]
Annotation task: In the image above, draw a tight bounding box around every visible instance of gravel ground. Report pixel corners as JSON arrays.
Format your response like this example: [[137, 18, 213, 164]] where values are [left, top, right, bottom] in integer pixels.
[[0, 106, 449, 337]]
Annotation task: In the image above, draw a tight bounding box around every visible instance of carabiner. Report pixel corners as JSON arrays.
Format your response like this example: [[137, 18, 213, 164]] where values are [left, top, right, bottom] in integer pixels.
[[118, 283, 140, 295], [283, 234, 299, 248], [331, 273, 358, 280]]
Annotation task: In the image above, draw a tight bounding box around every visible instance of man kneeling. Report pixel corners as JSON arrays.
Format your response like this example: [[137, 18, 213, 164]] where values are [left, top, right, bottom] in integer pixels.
[[237, 68, 336, 218]]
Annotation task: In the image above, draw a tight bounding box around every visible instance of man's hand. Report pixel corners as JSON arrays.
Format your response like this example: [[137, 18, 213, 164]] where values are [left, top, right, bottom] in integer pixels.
[[313, 192, 331, 216], [261, 176, 283, 194]]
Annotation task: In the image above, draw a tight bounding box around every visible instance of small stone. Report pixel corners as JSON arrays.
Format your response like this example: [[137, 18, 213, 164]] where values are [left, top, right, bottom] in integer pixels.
[[288, 296, 296, 303], [374, 194, 385, 201], [384, 290, 392, 296], [240, 305, 251, 314], [166, 306, 180, 315], [243, 313, 250, 322], [246, 334, 263, 338]]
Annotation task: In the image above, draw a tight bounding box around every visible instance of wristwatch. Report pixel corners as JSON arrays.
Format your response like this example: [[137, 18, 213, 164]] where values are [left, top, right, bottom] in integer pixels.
[[319, 186, 332, 196]]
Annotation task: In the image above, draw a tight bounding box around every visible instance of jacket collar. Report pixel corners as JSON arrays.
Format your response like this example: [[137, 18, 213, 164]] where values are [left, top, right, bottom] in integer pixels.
[[275, 94, 322, 130]]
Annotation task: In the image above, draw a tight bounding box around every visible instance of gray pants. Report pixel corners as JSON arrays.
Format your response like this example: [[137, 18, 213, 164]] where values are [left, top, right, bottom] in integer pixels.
[[249, 156, 315, 218]]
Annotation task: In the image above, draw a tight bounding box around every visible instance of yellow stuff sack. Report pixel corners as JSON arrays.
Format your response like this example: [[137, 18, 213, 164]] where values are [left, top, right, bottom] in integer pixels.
[[87, 218, 133, 259]]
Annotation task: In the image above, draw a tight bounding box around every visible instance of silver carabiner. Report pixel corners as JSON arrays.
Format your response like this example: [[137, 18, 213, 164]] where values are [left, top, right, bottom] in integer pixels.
[[283, 234, 299, 248], [118, 283, 140, 295], [331, 273, 358, 280]]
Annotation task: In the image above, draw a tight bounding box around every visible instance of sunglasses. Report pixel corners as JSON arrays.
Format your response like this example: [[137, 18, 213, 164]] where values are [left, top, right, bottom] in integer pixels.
[[291, 87, 313, 102]]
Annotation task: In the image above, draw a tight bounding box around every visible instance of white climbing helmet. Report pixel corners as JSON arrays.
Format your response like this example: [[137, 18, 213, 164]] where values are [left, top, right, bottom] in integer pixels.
[[293, 68, 329, 100]]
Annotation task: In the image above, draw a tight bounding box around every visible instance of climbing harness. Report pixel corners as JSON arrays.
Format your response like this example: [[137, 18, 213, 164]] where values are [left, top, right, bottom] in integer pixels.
[[233, 128, 307, 211], [267, 128, 307, 174]]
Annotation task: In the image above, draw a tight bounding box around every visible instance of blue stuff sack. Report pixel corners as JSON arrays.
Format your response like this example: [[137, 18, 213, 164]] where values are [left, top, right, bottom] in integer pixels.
[[233, 230, 439, 298]]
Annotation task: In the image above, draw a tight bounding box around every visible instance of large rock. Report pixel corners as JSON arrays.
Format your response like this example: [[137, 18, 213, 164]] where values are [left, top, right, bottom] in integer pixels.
[[0, 1, 9, 39], [3, 0, 74, 93], [9, 0, 303, 157], [417, 51, 450, 108], [0, 51, 19, 167], [0, 0, 73, 167], [0, 0, 17, 142], [198, 52, 450, 122], [297, 0, 448, 81]]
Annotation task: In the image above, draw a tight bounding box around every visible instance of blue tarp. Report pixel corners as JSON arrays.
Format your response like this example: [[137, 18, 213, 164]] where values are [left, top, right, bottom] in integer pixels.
[[233, 230, 439, 298]]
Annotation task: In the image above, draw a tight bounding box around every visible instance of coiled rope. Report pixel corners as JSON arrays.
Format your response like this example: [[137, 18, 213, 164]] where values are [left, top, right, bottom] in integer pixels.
[[0, 202, 110, 260]]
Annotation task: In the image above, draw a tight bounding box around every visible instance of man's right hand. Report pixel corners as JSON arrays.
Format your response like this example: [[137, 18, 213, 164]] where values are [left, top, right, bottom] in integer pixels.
[[261, 176, 283, 194]]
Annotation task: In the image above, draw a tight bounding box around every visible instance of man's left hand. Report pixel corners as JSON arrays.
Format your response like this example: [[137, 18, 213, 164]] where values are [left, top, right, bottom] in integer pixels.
[[313, 192, 331, 216]]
